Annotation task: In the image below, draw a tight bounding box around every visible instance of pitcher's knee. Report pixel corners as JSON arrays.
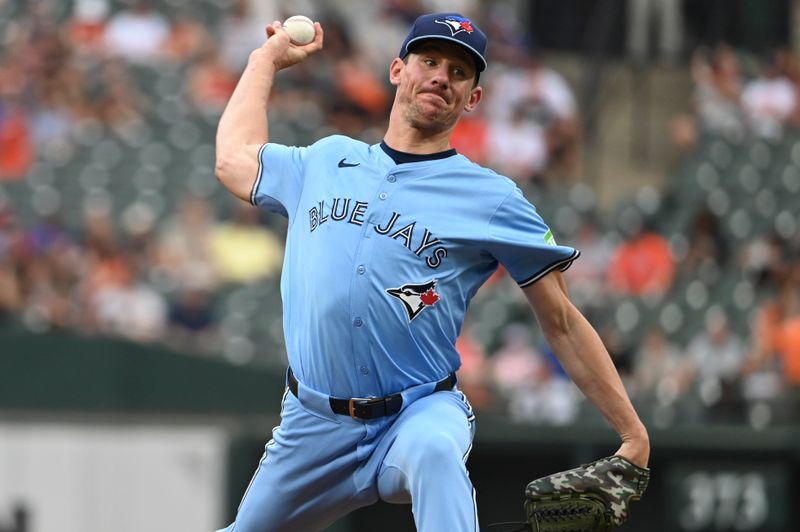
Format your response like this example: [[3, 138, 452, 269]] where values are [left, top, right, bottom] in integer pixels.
[[378, 465, 412, 504]]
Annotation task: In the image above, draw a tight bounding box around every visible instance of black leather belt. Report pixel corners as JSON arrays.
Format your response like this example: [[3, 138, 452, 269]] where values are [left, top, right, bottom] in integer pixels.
[[287, 368, 456, 420]]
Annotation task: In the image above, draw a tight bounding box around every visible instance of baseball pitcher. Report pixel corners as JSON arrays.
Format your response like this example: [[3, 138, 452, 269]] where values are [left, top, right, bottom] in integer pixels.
[[214, 11, 649, 532]]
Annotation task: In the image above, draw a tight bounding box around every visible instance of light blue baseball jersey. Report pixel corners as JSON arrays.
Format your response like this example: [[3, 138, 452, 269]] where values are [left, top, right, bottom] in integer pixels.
[[251, 135, 579, 398]]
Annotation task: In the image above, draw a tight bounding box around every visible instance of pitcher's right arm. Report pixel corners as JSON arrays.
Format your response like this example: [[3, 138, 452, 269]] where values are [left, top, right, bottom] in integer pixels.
[[215, 20, 323, 202]]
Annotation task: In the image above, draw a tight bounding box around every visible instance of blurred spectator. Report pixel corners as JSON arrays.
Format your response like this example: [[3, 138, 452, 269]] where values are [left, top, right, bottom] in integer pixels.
[[520, 52, 580, 178], [455, 320, 494, 411], [563, 213, 614, 315], [673, 44, 746, 150], [342, 1, 418, 73], [741, 235, 800, 423], [208, 203, 284, 285], [217, 0, 268, 72], [748, 297, 785, 374], [598, 324, 636, 385], [10, 214, 82, 331], [81, 211, 126, 298], [694, 45, 745, 137], [481, 3, 530, 65], [316, 14, 355, 59], [491, 323, 578, 425], [741, 49, 798, 139], [781, 50, 800, 125], [78, 212, 167, 341], [18, 250, 82, 332], [18, 255, 66, 331], [93, 58, 146, 129], [19, 9, 72, 85], [626, 0, 684, 66], [422, 0, 479, 17], [293, 14, 390, 127], [0, 51, 35, 179], [103, 0, 171, 63], [24, 213, 77, 258], [450, 111, 488, 165], [741, 232, 787, 292], [485, 48, 579, 182], [0, 52, 28, 102], [0, 256, 20, 320], [607, 219, 675, 297], [741, 296, 786, 422], [773, 262, 800, 389], [0, 103, 33, 180], [167, 287, 218, 355], [67, 0, 110, 57], [632, 327, 688, 401], [684, 307, 747, 421], [27, 19, 93, 132], [486, 103, 548, 184], [491, 324, 543, 397], [333, 56, 391, 118], [326, 98, 374, 141], [0, 207, 22, 320], [187, 48, 238, 113], [88, 253, 168, 342], [154, 196, 219, 292], [380, 0, 426, 25], [28, 86, 75, 145], [680, 207, 728, 274], [161, 10, 213, 63]]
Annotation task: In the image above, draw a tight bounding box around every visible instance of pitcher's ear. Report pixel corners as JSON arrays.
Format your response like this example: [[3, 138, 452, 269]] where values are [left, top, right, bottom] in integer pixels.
[[464, 85, 483, 112], [389, 58, 405, 86]]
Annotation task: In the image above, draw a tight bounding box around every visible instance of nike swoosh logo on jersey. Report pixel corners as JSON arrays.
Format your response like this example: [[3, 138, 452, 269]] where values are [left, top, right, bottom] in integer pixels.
[[338, 158, 360, 168]]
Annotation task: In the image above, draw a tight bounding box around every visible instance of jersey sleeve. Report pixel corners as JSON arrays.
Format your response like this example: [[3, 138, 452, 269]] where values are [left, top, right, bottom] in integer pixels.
[[250, 142, 308, 219], [485, 187, 580, 287]]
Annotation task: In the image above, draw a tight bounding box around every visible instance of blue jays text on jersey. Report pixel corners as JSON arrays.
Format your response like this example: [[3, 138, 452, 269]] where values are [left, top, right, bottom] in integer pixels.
[[251, 135, 579, 399], [309, 198, 449, 269]]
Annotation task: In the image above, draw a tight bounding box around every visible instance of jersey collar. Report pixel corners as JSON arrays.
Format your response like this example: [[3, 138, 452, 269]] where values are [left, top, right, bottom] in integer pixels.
[[380, 140, 457, 165]]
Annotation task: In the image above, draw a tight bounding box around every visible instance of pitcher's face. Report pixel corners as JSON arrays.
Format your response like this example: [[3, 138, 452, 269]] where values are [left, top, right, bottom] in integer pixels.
[[390, 41, 482, 134]]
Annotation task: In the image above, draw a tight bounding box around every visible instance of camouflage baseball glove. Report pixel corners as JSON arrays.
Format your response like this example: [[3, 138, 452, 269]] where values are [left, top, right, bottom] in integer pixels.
[[491, 455, 649, 532]]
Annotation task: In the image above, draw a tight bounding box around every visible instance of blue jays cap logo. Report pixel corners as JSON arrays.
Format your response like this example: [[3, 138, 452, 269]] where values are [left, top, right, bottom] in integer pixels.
[[400, 12, 488, 72], [435, 15, 474, 36], [386, 279, 440, 322]]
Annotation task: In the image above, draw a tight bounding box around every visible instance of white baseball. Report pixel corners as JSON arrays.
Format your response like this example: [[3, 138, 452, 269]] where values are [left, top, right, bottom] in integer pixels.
[[283, 15, 315, 45]]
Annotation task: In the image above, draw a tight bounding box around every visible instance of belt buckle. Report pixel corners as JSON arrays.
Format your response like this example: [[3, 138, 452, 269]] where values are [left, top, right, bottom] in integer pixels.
[[347, 397, 381, 420]]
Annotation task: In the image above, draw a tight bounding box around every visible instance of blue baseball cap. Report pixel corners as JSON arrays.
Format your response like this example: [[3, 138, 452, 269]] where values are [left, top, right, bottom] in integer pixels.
[[399, 13, 488, 73]]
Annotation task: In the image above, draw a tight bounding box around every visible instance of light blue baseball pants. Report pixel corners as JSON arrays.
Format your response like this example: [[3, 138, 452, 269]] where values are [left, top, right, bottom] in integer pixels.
[[218, 376, 478, 531]]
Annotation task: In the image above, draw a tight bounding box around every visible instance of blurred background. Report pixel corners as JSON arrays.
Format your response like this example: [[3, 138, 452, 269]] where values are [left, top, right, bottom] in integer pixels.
[[0, 0, 799, 530]]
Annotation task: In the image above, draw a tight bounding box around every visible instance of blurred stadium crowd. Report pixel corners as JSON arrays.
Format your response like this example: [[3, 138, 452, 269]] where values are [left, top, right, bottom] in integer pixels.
[[0, 0, 798, 430]]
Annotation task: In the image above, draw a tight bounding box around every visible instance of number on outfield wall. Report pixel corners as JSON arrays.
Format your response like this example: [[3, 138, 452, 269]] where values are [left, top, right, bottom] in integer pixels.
[[679, 472, 768, 531]]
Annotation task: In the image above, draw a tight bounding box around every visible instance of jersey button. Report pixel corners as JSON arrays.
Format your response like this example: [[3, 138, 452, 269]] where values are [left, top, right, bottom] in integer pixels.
[[353, 318, 363, 327], [360, 366, 369, 375], [387, 174, 396, 183], [379, 192, 387, 200], [357, 265, 366, 275]]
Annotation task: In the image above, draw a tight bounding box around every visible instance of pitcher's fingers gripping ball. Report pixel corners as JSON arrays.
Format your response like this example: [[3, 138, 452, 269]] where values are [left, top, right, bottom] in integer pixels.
[[283, 15, 315, 45], [492, 455, 650, 531]]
